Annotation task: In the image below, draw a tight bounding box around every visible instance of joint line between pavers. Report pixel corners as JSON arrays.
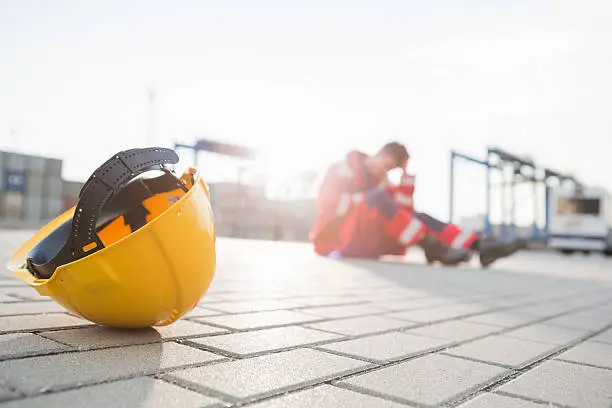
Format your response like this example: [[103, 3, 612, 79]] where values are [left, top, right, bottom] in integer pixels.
[[323, 332, 518, 406], [184, 316, 337, 332], [438, 352, 545, 371], [0, 333, 232, 361], [178, 334, 354, 360], [33, 332, 78, 348], [313, 322, 612, 408], [311, 340, 456, 366], [441, 322, 612, 406], [164, 365, 376, 407], [469, 322, 612, 397], [6, 358, 232, 401], [201, 300, 372, 314], [159, 373, 241, 405], [554, 358, 612, 372], [430, 302, 612, 354], [71, 292, 609, 346], [305, 322, 425, 341], [307, 346, 385, 365], [493, 390, 576, 408], [331, 380, 432, 408], [0, 323, 97, 336], [181, 336, 353, 360]]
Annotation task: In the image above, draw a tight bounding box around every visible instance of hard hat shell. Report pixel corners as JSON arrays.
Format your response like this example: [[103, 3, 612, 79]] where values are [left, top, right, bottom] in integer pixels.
[[7, 149, 216, 328]]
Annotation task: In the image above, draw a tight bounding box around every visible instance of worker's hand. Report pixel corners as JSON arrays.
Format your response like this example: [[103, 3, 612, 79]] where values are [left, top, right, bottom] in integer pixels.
[[365, 188, 398, 219], [385, 175, 415, 210]]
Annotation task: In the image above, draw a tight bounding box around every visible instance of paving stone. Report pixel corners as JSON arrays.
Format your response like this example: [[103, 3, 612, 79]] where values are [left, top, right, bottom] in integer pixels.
[[319, 332, 451, 363], [375, 297, 457, 311], [474, 296, 527, 308], [446, 335, 557, 368], [458, 392, 545, 407], [386, 304, 488, 323], [183, 306, 224, 318], [299, 304, 386, 319], [339, 354, 507, 406], [555, 341, 612, 369], [464, 311, 541, 328], [305, 315, 416, 336], [0, 295, 19, 302], [39, 320, 227, 350], [290, 297, 364, 307], [504, 324, 587, 346], [192, 310, 321, 330], [499, 360, 612, 407], [0, 333, 69, 359], [591, 328, 612, 345], [0, 313, 92, 333], [0, 302, 68, 316], [514, 302, 577, 318], [0, 377, 220, 408], [191, 325, 341, 356], [404, 320, 502, 342], [0, 385, 18, 402], [202, 300, 302, 313], [545, 312, 612, 332], [0, 287, 43, 301], [166, 348, 371, 401], [247, 384, 406, 408], [0, 342, 224, 394]]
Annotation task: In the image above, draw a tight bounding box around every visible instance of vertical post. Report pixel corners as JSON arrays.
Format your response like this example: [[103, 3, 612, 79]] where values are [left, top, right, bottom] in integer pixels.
[[146, 88, 156, 146], [485, 153, 492, 237], [532, 177, 539, 242], [449, 151, 455, 223], [500, 165, 507, 240], [544, 182, 551, 243], [193, 148, 199, 168], [510, 168, 517, 240]]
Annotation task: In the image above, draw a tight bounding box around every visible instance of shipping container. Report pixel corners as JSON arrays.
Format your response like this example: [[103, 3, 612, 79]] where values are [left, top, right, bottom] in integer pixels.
[[1, 191, 24, 219], [25, 196, 43, 221], [45, 177, 63, 201], [62, 180, 84, 197], [26, 173, 45, 198], [44, 158, 62, 177], [28, 156, 47, 174], [6, 152, 26, 171], [45, 198, 63, 219]]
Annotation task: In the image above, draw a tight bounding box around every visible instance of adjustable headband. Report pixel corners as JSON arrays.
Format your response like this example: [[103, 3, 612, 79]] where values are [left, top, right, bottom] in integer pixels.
[[26, 147, 180, 279]]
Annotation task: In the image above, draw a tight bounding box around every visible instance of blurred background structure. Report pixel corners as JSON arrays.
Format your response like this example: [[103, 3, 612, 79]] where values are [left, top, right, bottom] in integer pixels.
[[2, 0, 611, 254], [0, 150, 81, 228], [3, 134, 608, 256]]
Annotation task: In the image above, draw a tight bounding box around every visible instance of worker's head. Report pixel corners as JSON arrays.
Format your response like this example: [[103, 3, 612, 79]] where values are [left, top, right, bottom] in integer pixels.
[[367, 142, 410, 179]]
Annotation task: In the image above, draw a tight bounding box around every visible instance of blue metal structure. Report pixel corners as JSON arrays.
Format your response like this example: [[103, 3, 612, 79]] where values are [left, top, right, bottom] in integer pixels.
[[449, 150, 497, 236], [487, 147, 536, 240], [174, 139, 259, 238], [175, 139, 258, 168], [449, 147, 575, 242]]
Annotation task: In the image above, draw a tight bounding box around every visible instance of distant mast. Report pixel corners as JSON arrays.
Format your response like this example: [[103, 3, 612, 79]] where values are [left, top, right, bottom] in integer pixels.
[[146, 88, 157, 146]]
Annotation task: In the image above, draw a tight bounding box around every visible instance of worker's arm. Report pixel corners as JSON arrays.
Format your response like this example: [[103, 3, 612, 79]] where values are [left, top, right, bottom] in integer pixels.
[[316, 162, 364, 217], [386, 173, 416, 211]]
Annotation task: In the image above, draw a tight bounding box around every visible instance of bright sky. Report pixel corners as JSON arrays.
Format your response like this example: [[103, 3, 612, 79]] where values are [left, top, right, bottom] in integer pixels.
[[1, 0, 611, 225]]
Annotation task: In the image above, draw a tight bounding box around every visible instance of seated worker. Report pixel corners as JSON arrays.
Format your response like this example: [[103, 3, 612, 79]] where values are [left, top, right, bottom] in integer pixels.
[[309, 142, 526, 267]]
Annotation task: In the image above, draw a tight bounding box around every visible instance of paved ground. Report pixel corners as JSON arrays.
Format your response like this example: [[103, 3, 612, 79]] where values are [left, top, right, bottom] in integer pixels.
[[0, 231, 611, 407]]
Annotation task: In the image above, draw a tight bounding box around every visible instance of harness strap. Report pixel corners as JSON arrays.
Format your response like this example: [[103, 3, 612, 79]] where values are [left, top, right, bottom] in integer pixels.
[[26, 147, 180, 279]]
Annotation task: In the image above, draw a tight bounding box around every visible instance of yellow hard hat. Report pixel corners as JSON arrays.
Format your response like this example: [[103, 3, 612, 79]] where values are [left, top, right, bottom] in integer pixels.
[[7, 147, 216, 328]]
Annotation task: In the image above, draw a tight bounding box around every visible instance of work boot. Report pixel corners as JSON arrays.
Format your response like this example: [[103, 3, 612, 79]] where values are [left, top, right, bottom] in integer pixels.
[[476, 237, 528, 268], [419, 236, 472, 266]]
